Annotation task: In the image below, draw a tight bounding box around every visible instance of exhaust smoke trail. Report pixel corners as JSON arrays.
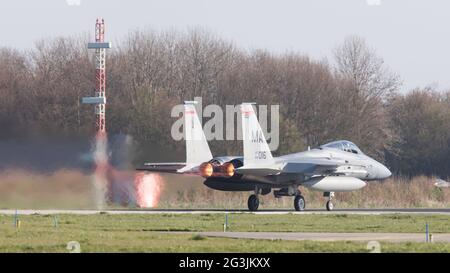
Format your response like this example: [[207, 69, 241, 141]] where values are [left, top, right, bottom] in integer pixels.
[[92, 132, 110, 209], [90, 133, 165, 208]]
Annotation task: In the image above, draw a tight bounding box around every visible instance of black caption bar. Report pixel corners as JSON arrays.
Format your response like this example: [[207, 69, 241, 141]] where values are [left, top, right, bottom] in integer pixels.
[[0, 253, 447, 272]]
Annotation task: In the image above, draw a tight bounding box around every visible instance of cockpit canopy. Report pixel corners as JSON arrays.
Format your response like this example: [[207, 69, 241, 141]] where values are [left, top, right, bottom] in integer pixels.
[[320, 140, 363, 155]]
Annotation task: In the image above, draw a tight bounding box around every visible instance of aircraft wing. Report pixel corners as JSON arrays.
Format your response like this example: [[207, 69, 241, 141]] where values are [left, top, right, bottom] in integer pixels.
[[281, 158, 368, 176], [235, 159, 340, 176], [281, 159, 340, 175]]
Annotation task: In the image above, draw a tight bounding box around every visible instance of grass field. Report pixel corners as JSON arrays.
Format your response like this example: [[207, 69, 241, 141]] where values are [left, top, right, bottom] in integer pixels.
[[0, 213, 449, 253]]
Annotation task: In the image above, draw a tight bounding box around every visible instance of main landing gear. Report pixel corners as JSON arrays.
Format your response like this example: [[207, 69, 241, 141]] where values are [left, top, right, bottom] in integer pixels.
[[273, 186, 305, 211], [294, 194, 306, 211], [246, 187, 335, 212], [247, 194, 259, 211], [248, 191, 306, 211], [247, 186, 271, 211]]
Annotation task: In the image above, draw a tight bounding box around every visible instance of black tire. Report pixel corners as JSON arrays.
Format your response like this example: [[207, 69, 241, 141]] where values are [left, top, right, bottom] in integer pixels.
[[326, 200, 334, 211], [294, 195, 306, 211], [247, 194, 259, 211]]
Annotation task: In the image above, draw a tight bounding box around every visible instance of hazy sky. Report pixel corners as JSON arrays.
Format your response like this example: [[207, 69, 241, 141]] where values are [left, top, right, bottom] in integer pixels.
[[1, 0, 449, 92]]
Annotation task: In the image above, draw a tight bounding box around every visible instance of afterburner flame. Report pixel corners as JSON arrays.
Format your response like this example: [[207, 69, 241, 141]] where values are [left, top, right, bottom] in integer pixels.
[[220, 162, 235, 177], [134, 172, 164, 208], [199, 162, 213, 178]]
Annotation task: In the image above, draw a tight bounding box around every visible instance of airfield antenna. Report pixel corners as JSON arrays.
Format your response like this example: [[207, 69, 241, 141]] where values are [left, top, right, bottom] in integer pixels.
[[93, 18, 107, 134], [82, 19, 112, 206], [82, 18, 111, 133]]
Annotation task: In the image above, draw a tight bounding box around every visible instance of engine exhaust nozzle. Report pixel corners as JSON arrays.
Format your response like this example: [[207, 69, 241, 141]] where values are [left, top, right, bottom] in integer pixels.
[[220, 162, 235, 178], [199, 162, 213, 178]]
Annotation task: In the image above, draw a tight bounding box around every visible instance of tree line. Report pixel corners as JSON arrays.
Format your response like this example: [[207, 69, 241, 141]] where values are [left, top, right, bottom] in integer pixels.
[[0, 29, 449, 178]]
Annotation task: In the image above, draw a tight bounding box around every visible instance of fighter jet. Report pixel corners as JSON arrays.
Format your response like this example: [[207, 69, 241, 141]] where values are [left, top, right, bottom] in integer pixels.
[[137, 102, 392, 211]]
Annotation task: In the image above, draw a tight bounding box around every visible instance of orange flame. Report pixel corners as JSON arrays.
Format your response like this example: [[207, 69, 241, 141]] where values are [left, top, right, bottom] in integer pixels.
[[134, 172, 164, 208], [199, 162, 213, 178], [220, 162, 235, 177]]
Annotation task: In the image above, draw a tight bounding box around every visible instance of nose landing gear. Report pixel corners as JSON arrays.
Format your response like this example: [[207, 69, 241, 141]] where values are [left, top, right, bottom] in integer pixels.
[[324, 191, 335, 211], [247, 186, 271, 211]]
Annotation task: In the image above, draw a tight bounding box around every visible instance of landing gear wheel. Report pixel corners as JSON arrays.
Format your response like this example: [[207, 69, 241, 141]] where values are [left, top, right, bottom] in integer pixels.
[[248, 194, 259, 211], [326, 200, 334, 211], [294, 195, 306, 211]]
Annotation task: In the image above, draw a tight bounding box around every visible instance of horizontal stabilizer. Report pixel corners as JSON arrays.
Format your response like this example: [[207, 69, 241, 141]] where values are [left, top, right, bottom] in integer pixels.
[[137, 162, 203, 174], [137, 162, 186, 173]]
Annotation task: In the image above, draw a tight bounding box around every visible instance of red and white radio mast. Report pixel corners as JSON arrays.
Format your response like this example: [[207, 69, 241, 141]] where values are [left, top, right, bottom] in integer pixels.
[[80, 19, 163, 208], [83, 19, 112, 207], [83, 18, 111, 133]]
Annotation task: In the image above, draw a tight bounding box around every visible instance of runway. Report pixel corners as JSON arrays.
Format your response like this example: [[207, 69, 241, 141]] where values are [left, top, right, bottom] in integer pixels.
[[0, 208, 450, 215], [175, 231, 450, 243]]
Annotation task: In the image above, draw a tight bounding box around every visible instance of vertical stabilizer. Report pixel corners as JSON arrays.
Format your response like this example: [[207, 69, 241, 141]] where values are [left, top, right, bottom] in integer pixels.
[[184, 101, 213, 165], [240, 103, 274, 166]]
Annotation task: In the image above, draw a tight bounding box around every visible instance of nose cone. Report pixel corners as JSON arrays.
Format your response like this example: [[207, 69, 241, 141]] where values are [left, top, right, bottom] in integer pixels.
[[379, 165, 392, 180]]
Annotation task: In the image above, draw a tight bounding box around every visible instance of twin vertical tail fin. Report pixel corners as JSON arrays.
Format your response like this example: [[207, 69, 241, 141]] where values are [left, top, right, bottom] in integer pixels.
[[240, 103, 275, 167], [184, 101, 213, 166], [138, 101, 212, 175]]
